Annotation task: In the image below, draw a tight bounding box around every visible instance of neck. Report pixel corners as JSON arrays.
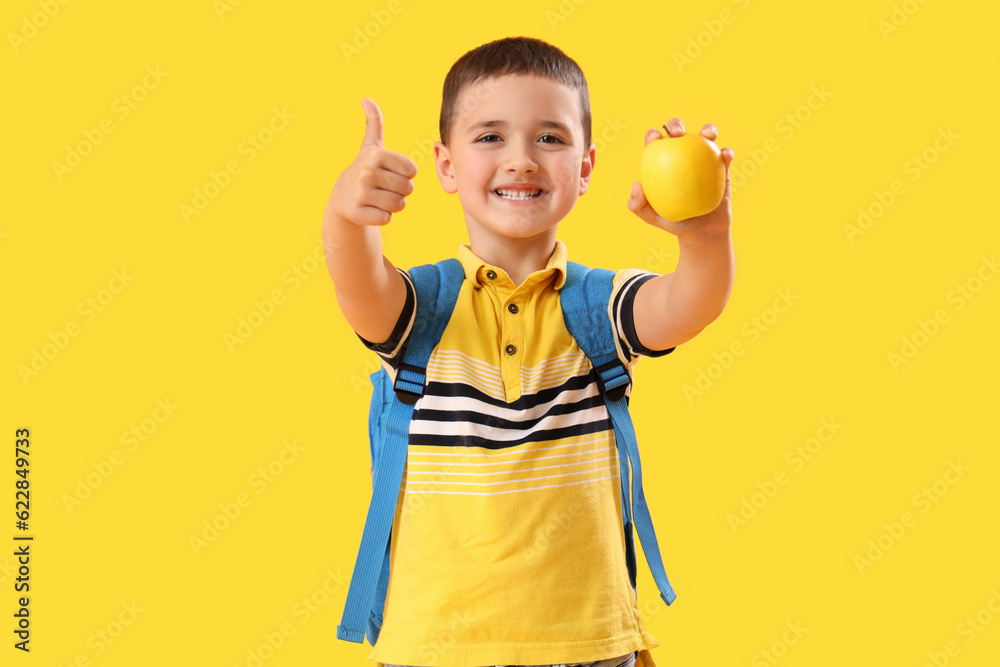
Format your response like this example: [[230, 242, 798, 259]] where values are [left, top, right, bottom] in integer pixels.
[[467, 230, 558, 286]]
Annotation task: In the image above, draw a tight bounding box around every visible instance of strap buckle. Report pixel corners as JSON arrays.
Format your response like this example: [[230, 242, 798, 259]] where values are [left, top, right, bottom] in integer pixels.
[[393, 363, 426, 404], [594, 359, 629, 401]]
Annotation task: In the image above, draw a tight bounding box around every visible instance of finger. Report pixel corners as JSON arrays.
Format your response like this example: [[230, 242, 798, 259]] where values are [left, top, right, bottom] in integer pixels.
[[354, 205, 392, 226], [360, 97, 384, 150], [643, 128, 663, 147], [723, 147, 733, 189], [664, 118, 684, 137], [378, 149, 419, 179], [362, 188, 407, 216], [700, 123, 718, 142], [371, 168, 415, 198], [714, 148, 732, 212], [626, 181, 658, 226]]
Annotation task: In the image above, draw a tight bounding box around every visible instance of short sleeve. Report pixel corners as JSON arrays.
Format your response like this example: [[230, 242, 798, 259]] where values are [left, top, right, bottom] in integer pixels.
[[355, 268, 416, 372], [610, 269, 677, 362]]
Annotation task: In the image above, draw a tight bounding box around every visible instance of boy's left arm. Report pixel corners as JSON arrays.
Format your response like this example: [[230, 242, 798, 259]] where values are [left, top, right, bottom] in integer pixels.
[[626, 118, 735, 352]]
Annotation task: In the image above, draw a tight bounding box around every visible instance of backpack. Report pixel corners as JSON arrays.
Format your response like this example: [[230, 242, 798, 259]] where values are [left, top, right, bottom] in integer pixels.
[[336, 258, 677, 647]]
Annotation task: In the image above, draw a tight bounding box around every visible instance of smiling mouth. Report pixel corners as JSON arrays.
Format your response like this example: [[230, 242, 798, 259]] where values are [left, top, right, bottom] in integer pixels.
[[493, 189, 544, 200]]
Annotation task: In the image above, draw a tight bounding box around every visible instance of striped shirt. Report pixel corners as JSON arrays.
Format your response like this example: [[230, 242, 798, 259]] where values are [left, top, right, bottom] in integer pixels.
[[359, 241, 674, 667]]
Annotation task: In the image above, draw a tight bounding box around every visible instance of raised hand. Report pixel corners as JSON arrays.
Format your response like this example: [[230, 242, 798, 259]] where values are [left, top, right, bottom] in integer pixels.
[[627, 118, 734, 241], [328, 98, 419, 226]]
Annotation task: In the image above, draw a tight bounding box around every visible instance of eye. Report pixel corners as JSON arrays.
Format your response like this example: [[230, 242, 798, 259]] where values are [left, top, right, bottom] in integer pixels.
[[539, 134, 565, 144], [476, 134, 501, 143]]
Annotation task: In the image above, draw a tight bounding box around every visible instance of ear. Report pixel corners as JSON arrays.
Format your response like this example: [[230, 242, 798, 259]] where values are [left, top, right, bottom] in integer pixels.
[[433, 141, 457, 194], [579, 142, 597, 196]]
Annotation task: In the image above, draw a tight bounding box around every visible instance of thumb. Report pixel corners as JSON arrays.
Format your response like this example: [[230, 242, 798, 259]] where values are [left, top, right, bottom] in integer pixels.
[[360, 97, 384, 149]]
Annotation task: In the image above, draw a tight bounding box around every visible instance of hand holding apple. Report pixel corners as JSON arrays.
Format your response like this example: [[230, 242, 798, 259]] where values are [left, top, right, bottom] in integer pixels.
[[628, 118, 734, 240], [641, 126, 725, 221]]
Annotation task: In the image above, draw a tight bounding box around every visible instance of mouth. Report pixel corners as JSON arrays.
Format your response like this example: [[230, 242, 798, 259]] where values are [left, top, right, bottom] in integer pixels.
[[492, 188, 545, 201]]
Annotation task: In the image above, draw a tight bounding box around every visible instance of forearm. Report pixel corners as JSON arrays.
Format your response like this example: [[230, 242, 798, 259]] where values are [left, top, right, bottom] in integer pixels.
[[323, 204, 394, 295], [668, 229, 735, 334], [633, 229, 734, 350], [322, 203, 405, 343]]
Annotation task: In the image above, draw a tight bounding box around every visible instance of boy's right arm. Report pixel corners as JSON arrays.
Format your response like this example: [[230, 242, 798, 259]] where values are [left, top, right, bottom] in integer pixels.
[[322, 98, 418, 345]]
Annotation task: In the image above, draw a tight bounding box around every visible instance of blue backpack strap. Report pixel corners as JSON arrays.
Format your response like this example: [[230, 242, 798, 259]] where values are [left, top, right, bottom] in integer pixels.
[[560, 261, 677, 606], [337, 258, 465, 644]]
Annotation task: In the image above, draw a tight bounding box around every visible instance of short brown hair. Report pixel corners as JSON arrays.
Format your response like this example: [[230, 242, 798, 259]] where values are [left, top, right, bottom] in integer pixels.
[[439, 36, 592, 151]]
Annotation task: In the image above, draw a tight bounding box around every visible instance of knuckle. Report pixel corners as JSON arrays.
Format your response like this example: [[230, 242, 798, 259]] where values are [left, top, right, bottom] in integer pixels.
[[359, 167, 377, 187]]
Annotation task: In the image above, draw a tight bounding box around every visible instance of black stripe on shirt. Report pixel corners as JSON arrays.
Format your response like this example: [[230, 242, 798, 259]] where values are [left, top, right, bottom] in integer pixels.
[[616, 272, 676, 358], [420, 371, 599, 412], [355, 268, 415, 362], [408, 416, 614, 449], [413, 392, 607, 431]]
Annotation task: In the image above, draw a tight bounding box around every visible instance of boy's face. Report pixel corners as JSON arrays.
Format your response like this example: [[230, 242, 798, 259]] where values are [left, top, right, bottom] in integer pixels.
[[433, 74, 596, 249]]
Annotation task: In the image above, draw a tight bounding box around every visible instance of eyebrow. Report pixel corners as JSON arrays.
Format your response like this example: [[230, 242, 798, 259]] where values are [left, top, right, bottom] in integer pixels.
[[465, 119, 574, 136]]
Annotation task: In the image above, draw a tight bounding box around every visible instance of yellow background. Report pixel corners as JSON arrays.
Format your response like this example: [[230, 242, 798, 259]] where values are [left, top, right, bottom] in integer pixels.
[[3, 0, 998, 665]]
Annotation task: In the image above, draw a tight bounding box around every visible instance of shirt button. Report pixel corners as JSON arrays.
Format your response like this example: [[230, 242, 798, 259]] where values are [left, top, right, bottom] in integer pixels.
[[505, 344, 517, 356], [486, 270, 497, 280], [507, 303, 519, 314]]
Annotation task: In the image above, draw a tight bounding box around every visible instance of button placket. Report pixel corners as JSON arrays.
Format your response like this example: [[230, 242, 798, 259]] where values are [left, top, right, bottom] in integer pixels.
[[486, 273, 519, 371], [503, 297, 521, 356], [501, 287, 524, 375]]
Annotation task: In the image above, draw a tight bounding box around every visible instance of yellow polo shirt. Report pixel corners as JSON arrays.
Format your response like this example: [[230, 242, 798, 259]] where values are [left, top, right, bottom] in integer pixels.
[[358, 241, 675, 667]]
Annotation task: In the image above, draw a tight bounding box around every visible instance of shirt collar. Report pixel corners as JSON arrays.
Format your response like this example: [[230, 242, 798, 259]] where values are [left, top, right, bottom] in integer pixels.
[[457, 240, 568, 290]]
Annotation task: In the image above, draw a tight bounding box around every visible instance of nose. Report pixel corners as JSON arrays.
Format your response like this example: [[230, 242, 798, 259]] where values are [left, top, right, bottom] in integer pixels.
[[502, 137, 538, 174]]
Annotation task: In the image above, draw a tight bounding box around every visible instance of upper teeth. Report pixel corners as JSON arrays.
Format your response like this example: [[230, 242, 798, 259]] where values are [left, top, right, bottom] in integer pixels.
[[496, 189, 541, 200]]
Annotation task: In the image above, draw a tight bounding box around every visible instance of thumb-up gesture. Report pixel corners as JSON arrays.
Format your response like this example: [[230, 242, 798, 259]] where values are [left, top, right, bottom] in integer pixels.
[[328, 98, 419, 226]]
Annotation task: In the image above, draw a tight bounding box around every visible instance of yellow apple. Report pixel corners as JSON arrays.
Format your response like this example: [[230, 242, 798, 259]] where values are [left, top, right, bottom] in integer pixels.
[[639, 126, 726, 221]]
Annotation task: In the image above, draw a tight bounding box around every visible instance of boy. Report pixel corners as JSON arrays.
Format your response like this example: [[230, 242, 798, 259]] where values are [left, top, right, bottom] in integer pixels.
[[323, 36, 734, 667]]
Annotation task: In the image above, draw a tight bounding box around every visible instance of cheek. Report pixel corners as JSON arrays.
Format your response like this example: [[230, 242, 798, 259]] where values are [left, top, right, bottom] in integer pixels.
[[457, 161, 494, 193], [551, 162, 581, 193]]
